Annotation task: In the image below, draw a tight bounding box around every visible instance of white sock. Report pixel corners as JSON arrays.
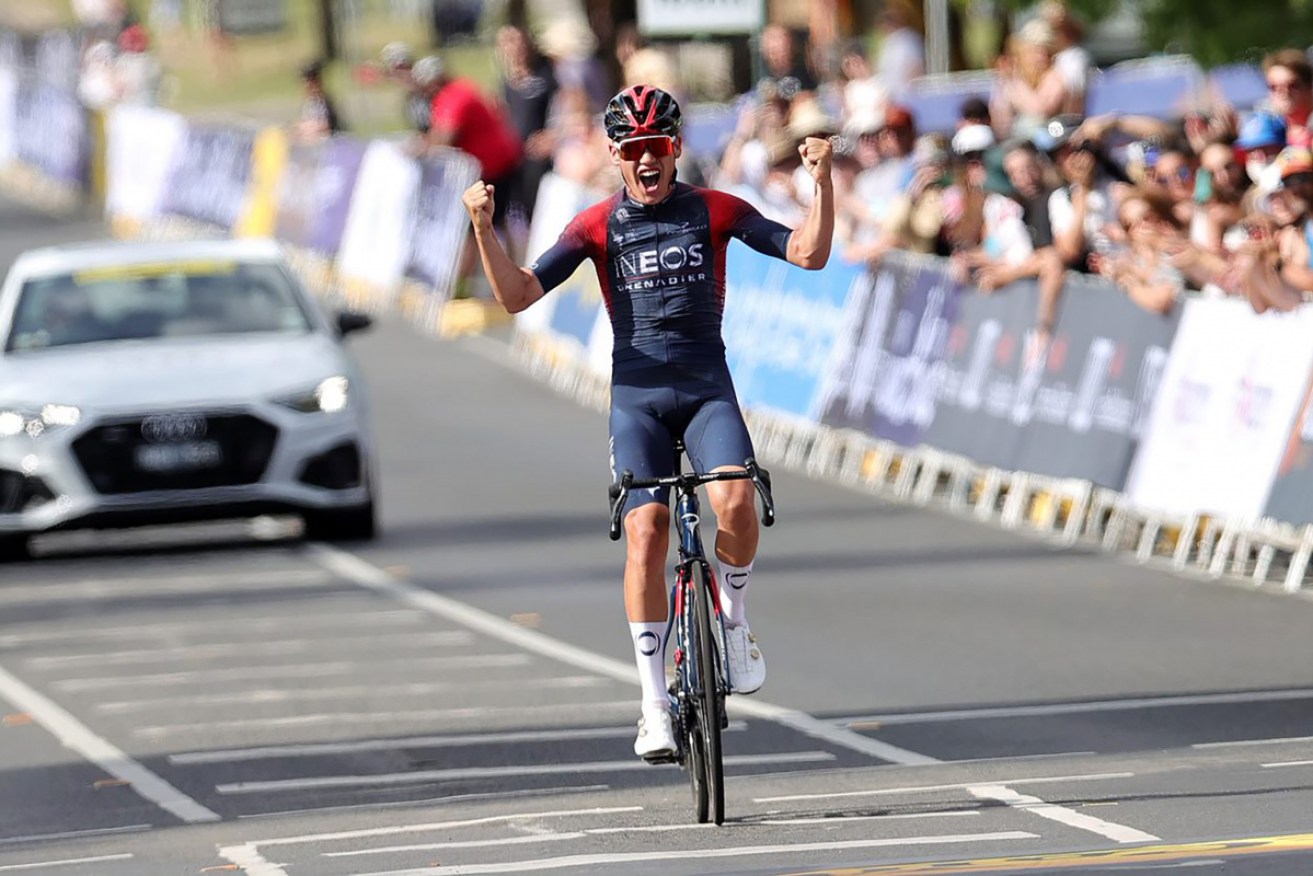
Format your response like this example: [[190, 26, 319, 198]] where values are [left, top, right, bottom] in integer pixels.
[[629, 621, 668, 710], [717, 560, 753, 628]]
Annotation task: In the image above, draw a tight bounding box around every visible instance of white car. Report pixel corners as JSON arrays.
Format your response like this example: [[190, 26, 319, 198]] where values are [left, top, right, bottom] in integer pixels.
[[0, 238, 377, 561]]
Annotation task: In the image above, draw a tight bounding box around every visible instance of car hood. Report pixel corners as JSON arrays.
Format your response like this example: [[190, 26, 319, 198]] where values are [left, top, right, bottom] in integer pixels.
[[0, 333, 350, 411]]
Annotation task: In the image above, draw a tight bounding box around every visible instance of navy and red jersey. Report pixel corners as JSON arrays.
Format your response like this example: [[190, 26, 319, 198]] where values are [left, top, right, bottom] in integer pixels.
[[529, 183, 792, 377]]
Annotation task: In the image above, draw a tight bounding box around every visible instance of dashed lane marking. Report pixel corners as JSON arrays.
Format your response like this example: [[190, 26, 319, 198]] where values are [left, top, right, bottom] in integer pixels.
[[0, 854, 135, 872]]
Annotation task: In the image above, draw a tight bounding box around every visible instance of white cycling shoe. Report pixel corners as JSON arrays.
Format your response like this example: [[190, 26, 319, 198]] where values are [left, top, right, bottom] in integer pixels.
[[725, 622, 766, 694], [634, 704, 677, 762]]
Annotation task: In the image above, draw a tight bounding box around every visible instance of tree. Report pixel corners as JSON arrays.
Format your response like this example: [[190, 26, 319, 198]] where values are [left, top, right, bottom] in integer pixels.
[[987, 0, 1313, 67]]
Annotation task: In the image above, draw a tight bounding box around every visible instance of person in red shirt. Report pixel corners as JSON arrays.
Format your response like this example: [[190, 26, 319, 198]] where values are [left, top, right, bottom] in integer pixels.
[[413, 56, 523, 231], [1263, 49, 1313, 149]]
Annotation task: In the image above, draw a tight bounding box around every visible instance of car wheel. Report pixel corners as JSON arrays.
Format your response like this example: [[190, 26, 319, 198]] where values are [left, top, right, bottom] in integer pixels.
[[0, 535, 31, 563], [303, 502, 377, 543]]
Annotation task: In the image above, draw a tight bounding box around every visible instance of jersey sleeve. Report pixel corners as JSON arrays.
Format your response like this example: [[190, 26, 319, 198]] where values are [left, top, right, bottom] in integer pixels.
[[708, 190, 793, 260], [529, 211, 597, 293]]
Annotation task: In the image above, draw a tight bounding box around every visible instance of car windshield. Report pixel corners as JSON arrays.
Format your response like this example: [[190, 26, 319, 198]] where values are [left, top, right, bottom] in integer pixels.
[[4, 261, 314, 353]]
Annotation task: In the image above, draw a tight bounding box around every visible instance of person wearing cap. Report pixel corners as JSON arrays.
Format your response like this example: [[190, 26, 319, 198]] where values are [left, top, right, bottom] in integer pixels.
[[1236, 112, 1289, 204], [850, 104, 918, 239], [1039, 115, 1128, 271]]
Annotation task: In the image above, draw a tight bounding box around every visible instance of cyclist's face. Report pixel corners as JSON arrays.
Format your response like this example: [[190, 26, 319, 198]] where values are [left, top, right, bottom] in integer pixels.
[[611, 135, 681, 204]]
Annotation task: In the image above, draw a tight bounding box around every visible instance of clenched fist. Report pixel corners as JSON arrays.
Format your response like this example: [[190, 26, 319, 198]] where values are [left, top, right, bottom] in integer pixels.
[[797, 136, 833, 186], [463, 181, 495, 232]]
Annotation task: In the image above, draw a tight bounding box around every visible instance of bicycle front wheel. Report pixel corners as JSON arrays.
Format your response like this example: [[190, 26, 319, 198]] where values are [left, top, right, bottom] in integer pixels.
[[692, 561, 725, 825]]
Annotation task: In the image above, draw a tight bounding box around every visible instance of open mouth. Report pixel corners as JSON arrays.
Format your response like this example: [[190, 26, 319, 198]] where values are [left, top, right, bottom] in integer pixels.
[[637, 166, 662, 194]]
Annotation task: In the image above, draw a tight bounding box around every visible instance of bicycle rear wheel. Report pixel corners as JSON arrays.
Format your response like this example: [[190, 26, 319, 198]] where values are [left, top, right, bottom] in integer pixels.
[[691, 561, 725, 825]]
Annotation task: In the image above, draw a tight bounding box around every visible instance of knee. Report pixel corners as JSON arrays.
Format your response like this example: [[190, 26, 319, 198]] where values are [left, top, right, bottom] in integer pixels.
[[713, 482, 757, 530], [625, 504, 669, 560]]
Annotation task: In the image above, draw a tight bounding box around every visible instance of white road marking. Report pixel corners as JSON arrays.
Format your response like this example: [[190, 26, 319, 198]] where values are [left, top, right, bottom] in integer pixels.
[[0, 663, 219, 823], [0, 854, 135, 872], [1195, 736, 1313, 749], [53, 653, 530, 692], [0, 609, 424, 647], [969, 784, 1159, 844], [98, 676, 607, 714], [138, 701, 641, 739], [217, 843, 290, 876], [306, 545, 1157, 847], [255, 807, 643, 847], [1262, 759, 1313, 768], [0, 824, 152, 846], [325, 834, 585, 857], [838, 689, 1313, 726], [215, 752, 836, 794], [25, 631, 472, 669], [237, 786, 613, 820], [350, 833, 1039, 876], [760, 811, 981, 825], [755, 772, 1136, 803], [0, 569, 332, 604], [170, 722, 747, 765]]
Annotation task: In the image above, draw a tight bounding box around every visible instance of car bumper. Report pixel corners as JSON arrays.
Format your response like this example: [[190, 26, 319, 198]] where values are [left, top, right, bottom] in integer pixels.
[[0, 403, 372, 536]]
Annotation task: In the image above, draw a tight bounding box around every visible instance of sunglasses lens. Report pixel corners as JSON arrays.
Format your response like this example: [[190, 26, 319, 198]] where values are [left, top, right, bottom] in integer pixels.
[[619, 137, 672, 160]]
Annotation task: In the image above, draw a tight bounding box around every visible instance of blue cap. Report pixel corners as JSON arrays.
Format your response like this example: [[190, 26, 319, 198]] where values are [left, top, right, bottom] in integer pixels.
[[1237, 112, 1287, 150]]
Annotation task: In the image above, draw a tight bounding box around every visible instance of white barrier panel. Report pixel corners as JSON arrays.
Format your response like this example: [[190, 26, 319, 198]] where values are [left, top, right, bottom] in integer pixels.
[[516, 172, 607, 338], [0, 67, 14, 165], [106, 104, 187, 223], [1125, 298, 1313, 519], [336, 140, 420, 294]]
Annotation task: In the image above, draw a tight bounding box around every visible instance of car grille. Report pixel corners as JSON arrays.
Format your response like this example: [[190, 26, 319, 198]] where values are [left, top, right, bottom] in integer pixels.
[[72, 413, 279, 495]]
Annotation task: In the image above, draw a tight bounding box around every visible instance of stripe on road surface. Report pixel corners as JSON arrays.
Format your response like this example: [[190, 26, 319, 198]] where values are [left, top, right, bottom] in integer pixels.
[[0, 663, 219, 823], [215, 751, 837, 794], [784, 832, 1313, 873], [347, 833, 1040, 876], [0, 854, 135, 872]]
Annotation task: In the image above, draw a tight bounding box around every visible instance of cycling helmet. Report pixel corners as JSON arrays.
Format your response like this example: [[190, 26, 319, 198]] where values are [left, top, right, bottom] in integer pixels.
[[604, 85, 682, 142]]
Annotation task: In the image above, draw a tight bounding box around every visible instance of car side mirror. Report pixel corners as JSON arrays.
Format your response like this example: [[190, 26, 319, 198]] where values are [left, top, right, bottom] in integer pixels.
[[336, 311, 373, 337]]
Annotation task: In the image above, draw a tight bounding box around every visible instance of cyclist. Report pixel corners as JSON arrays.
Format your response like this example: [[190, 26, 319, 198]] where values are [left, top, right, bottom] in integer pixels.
[[462, 85, 833, 760]]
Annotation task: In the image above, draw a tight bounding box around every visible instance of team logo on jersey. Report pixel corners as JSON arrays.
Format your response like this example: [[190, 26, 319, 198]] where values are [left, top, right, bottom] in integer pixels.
[[617, 243, 705, 278]]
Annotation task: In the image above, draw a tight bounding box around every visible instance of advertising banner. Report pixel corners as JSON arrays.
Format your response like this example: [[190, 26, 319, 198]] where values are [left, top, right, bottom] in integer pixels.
[[310, 137, 367, 255], [163, 124, 255, 230], [723, 247, 862, 420], [1125, 300, 1313, 518], [105, 104, 187, 222], [13, 80, 87, 186], [337, 140, 420, 293], [217, 0, 288, 34], [1263, 377, 1313, 527], [404, 150, 480, 298]]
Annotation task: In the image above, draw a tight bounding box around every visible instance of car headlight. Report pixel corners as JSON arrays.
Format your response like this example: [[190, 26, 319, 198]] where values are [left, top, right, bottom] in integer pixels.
[[0, 405, 81, 438], [276, 377, 350, 414]]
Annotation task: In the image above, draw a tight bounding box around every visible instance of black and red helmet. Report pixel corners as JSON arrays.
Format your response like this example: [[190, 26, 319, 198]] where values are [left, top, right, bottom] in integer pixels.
[[604, 85, 682, 142]]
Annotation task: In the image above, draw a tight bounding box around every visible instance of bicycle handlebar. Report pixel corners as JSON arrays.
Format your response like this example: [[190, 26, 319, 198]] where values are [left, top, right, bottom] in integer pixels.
[[608, 459, 775, 541]]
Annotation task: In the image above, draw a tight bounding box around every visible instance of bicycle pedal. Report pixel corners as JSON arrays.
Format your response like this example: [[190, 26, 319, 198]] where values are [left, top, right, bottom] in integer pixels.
[[641, 749, 678, 765]]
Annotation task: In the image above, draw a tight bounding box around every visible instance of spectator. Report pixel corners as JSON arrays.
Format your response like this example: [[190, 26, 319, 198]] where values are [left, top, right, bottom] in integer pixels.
[[1142, 147, 1196, 227], [1038, 0, 1091, 116], [296, 60, 342, 143], [545, 86, 614, 191], [539, 19, 610, 113], [379, 42, 431, 135], [1191, 141, 1250, 254], [77, 40, 120, 110], [837, 39, 887, 125], [992, 20, 1070, 141], [114, 23, 161, 106], [1237, 148, 1313, 311], [614, 24, 681, 96], [719, 90, 791, 191], [875, 0, 924, 102], [759, 24, 817, 103], [849, 104, 918, 242], [847, 133, 954, 264], [1092, 190, 1186, 314], [1039, 115, 1128, 271], [416, 55, 522, 230], [1262, 49, 1313, 147], [1238, 112, 1288, 190], [496, 25, 557, 227]]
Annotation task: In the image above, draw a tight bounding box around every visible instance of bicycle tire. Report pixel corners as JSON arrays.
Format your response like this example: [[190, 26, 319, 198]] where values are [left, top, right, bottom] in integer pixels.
[[692, 561, 725, 825]]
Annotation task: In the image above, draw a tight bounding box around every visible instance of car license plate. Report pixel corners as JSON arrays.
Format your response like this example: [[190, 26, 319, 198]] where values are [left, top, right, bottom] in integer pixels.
[[134, 441, 224, 473]]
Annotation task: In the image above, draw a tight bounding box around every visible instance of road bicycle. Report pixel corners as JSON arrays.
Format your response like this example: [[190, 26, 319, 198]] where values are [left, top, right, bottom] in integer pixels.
[[608, 440, 774, 825]]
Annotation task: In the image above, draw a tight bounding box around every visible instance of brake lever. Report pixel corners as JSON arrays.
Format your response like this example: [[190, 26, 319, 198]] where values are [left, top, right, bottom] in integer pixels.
[[608, 471, 633, 541], [745, 458, 775, 527]]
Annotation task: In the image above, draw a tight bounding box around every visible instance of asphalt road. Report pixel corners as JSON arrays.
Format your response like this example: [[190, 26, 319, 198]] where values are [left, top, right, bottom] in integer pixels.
[[2, 198, 1313, 875]]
